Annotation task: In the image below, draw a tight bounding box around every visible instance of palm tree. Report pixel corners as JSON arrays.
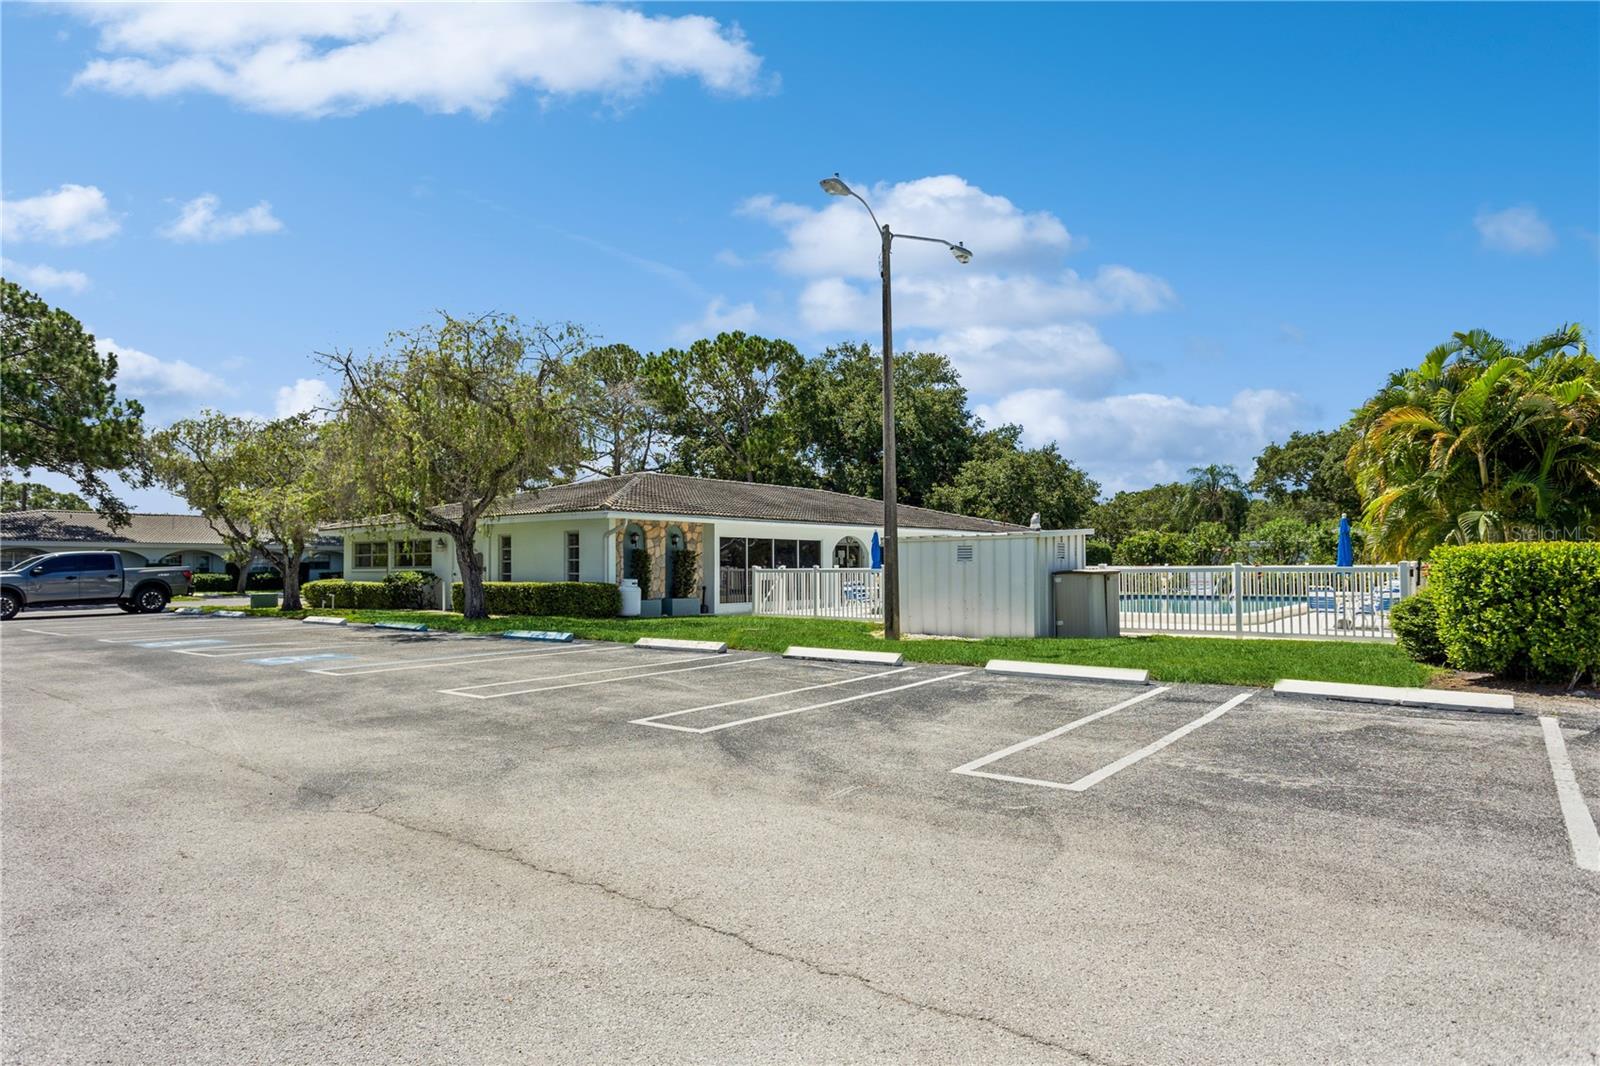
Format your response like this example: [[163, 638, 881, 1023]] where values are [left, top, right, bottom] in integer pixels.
[[1347, 325, 1600, 559], [1181, 463, 1248, 531]]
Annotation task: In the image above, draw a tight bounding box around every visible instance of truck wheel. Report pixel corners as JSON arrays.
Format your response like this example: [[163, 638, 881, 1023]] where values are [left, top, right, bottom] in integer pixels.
[[0, 590, 19, 621], [133, 586, 169, 614]]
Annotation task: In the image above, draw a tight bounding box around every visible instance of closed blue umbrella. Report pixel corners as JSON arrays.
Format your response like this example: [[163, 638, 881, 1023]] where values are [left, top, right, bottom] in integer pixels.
[[870, 531, 883, 569], [1336, 515, 1354, 567]]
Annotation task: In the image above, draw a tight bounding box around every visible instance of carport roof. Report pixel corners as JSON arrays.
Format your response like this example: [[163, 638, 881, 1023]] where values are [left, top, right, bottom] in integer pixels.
[[331, 471, 1027, 533]]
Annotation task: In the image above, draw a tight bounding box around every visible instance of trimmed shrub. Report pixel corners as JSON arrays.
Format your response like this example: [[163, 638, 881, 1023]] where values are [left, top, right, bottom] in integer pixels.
[[190, 573, 236, 592], [629, 548, 653, 599], [1389, 585, 1446, 665], [1085, 539, 1113, 566], [1114, 530, 1192, 566], [245, 568, 284, 591], [382, 569, 436, 609], [299, 579, 392, 610], [450, 581, 621, 618], [1430, 542, 1600, 682], [670, 549, 700, 599]]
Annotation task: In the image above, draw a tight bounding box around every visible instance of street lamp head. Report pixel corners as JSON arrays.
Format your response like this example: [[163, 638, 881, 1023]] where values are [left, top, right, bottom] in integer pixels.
[[950, 243, 973, 264], [819, 174, 852, 197]]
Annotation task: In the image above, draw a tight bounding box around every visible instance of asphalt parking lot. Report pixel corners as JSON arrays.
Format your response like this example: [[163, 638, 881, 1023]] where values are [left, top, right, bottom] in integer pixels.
[[4, 609, 1598, 1064]]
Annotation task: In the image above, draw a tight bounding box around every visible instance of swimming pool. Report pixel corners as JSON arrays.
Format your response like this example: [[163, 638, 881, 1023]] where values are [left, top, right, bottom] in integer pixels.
[[1119, 593, 1306, 616]]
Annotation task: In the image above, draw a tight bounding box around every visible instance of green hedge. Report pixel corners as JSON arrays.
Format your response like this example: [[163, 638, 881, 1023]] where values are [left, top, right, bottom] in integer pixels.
[[190, 573, 236, 592], [301, 571, 438, 610], [450, 580, 621, 617], [300, 579, 393, 610], [1430, 542, 1600, 682], [1085, 539, 1113, 566], [1389, 585, 1446, 665]]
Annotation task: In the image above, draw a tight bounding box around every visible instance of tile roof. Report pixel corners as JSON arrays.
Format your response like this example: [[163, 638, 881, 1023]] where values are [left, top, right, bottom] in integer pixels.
[[332, 471, 1026, 533], [0, 510, 226, 545]]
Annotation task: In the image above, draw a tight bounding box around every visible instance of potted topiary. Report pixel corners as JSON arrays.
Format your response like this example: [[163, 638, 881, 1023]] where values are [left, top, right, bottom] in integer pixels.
[[665, 548, 701, 616]]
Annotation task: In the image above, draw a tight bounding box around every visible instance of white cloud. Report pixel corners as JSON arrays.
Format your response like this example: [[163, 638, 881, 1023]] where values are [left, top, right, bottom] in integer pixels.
[[742, 175, 1076, 279], [676, 296, 760, 341], [909, 323, 1126, 397], [1474, 204, 1556, 255], [274, 377, 334, 418], [0, 184, 120, 245], [69, 4, 768, 118], [100, 337, 227, 401], [1, 258, 90, 294], [797, 265, 1175, 334], [742, 174, 1173, 385], [978, 387, 1302, 493], [160, 194, 283, 242]]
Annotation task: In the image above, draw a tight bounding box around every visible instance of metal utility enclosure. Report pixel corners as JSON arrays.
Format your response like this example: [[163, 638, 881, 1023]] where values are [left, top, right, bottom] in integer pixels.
[[897, 530, 1090, 638]]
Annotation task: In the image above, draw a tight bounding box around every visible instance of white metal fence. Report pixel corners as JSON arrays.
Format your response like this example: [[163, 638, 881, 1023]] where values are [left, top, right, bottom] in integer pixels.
[[752, 567, 882, 621], [1116, 563, 1419, 640]]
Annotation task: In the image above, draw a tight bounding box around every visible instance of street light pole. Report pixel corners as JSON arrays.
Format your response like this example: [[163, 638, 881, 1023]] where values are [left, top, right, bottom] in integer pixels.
[[819, 174, 971, 641], [879, 222, 899, 640]]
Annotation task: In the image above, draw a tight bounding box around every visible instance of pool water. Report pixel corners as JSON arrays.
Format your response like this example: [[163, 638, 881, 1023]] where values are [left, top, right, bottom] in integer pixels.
[[1119, 594, 1305, 616]]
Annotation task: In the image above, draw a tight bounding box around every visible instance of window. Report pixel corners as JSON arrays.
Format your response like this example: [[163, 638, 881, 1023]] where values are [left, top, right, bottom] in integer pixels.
[[499, 535, 512, 582], [565, 532, 581, 582], [158, 552, 183, 566], [393, 539, 432, 568], [39, 554, 100, 574], [798, 540, 822, 569], [833, 537, 865, 568], [774, 539, 798, 569], [748, 538, 773, 569], [354, 541, 388, 569]]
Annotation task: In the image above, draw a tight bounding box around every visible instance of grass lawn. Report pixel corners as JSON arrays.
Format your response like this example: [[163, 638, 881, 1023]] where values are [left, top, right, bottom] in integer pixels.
[[200, 606, 1435, 688]]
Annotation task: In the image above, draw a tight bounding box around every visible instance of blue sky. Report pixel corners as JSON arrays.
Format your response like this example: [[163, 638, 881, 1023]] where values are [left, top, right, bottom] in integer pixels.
[[3, 2, 1596, 511]]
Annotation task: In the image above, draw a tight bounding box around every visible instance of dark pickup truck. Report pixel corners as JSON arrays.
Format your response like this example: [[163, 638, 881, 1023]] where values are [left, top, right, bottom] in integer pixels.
[[0, 551, 193, 620]]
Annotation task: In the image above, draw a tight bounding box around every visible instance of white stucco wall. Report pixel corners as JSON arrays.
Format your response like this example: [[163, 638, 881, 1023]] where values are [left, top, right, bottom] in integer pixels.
[[334, 510, 1013, 615]]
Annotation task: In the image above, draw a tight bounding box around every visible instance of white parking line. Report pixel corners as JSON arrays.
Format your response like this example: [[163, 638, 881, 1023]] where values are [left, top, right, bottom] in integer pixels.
[[174, 640, 373, 657], [438, 656, 768, 697], [639, 666, 916, 724], [951, 687, 1172, 789], [97, 626, 292, 643], [1062, 691, 1254, 791], [312, 643, 610, 676], [1540, 717, 1600, 873], [441, 652, 719, 695], [634, 670, 970, 733]]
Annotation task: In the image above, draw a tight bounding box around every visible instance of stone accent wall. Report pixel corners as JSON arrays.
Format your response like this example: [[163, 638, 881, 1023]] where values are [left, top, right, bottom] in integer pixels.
[[614, 519, 705, 599]]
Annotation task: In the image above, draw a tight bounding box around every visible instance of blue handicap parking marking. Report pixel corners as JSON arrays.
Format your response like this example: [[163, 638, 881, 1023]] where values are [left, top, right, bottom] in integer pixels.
[[134, 638, 230, 648], [244, 652, 354, 666]]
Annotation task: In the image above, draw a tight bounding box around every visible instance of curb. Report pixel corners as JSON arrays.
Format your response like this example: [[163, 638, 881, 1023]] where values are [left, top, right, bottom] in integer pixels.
[[783, 646, 904, 667], [374, 621, 430, 633], [303, 616, 348, 626], [1273, 679, 1516, 713], [636, 637, 728, 654], [503, 630, 575, 643], [985, 660, 1149, 684]]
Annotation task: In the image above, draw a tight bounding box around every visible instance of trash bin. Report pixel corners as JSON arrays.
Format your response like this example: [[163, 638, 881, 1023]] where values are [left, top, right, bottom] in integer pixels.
[[1051, 568, 1121, 638]]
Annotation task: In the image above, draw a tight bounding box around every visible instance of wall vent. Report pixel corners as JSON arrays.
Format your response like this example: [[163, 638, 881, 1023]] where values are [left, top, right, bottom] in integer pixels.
[[956, 543, 975, 562]]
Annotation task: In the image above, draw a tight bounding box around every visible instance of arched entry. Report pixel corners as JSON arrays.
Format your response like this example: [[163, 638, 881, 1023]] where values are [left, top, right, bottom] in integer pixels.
[[833, 536, 865, 568], [665, 525, 686, 596], [623, 523, 647, 585]]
